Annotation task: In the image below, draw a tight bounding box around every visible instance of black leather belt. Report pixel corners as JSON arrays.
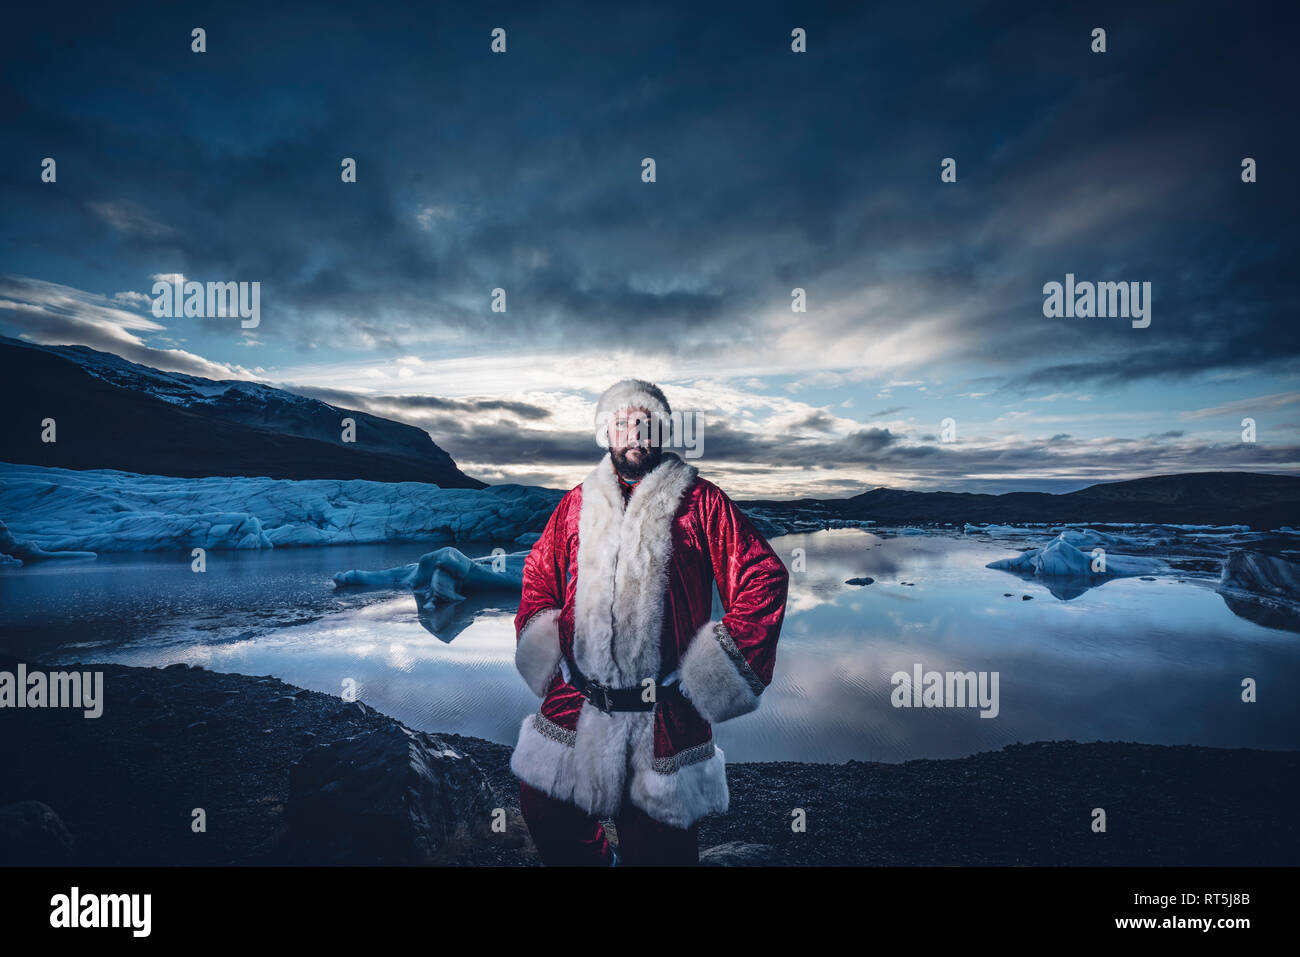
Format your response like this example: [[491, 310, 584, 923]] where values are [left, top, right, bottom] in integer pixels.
[[565, 654, 680, 713]]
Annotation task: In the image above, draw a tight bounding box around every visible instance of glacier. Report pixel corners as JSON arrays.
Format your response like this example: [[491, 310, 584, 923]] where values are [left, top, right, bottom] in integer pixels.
[[0, 462, 564, 556]]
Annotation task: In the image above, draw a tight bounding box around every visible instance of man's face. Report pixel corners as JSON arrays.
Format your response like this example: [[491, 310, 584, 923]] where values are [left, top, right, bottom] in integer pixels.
[[609, 405, 663, 480]]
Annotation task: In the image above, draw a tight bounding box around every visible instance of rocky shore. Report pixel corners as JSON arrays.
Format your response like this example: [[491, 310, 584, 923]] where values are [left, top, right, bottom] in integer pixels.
[[2, 655, 1296, 866]]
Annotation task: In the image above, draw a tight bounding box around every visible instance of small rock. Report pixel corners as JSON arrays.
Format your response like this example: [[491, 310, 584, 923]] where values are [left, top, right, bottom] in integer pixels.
[[140, 714, 174, 738], [200, 688, 240, 706], [1021, 595, 1033, 600], [699, 842, 781, 866]]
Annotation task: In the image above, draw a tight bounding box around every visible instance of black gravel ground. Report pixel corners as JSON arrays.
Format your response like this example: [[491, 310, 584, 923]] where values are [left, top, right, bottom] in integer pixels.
[[2, 656, 1296, 866]]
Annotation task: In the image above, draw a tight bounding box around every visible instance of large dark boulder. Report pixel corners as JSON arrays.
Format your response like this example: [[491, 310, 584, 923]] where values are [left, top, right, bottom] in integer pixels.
[[282, 725, 495, 864]]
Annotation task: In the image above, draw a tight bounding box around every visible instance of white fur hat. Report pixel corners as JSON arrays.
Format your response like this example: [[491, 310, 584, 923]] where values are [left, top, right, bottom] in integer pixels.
[[593, 378, 671, 447]]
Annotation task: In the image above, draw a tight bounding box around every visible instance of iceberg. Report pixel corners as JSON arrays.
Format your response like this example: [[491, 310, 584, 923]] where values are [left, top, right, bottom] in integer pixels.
[[1218, 550, 1300, 602], [0, 463, 564, 554], [986, 531, 1166, 599], [333, 546, 528, 606], [964, 523, 1028, 536], [988, 533, 1165, 578], [0, 519, 97, 565], [1216, 550, 1300, 633], [333, 546, 529, 642]]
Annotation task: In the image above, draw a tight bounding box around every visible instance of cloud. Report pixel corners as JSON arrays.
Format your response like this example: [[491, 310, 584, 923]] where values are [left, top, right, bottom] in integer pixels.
[[285, 383, 553, 422], [1182, 392, 1300, 420], [2, 0, 1288, 393], [0, 275, 255, 380], [87, 200, 176, 238], [416, 205, 456, 229], [792, 410, 838, 432], [0, 1, 1294, 496]]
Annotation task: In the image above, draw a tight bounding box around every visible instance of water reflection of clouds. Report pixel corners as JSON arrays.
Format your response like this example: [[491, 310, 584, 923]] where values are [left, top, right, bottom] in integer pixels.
[[15, 532, 1298, 764], [741, 531, 1300, 761], [173, 596, 538, 744]]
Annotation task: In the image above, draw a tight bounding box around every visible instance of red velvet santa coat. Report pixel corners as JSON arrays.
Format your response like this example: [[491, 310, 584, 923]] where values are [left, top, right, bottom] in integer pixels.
[[509, 450, 790, 829]]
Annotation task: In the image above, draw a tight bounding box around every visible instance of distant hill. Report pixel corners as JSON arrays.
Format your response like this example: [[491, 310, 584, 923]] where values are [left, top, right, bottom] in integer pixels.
[[742, 472, 1300, 531], [0, 337, 485, 488]]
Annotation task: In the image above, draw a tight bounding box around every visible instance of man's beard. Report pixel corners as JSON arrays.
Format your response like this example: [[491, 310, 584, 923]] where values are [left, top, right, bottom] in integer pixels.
[[611, 444, 663, 481]]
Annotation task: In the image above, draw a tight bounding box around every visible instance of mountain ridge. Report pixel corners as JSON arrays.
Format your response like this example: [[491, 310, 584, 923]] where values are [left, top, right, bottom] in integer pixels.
[[741, 471, 1300, 530], [0, 337, 485, 488]]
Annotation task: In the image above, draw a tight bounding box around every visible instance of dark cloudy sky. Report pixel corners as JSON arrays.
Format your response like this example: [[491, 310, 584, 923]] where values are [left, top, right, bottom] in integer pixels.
[[1, 0, 1297, 496]]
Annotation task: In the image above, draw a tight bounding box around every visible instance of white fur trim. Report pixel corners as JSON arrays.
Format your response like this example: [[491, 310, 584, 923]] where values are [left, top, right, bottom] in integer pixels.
[[594, 378, 670, 435], [511, 708, 654, 821], [574, 451, 697, 687], [509, 713, 578, 800], [679, 619, 763, 724], [511, 709, 729, 828], [570, 706, 653, 818], [627, 716, 729, 829], [515, 608, 562, 697]]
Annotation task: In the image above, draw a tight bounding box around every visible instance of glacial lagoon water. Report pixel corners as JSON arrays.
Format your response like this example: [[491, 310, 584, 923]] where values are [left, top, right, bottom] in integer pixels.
[[1, 529, 1297, 763]]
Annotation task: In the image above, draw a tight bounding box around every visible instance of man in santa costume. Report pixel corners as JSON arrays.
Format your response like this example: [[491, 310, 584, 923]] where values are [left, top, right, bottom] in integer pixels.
[[509, 378, 790, 865]]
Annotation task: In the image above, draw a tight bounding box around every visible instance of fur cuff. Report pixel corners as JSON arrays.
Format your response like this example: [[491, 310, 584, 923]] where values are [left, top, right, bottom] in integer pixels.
[[678, 620, 765, 724], [515, 608, 562, 697]]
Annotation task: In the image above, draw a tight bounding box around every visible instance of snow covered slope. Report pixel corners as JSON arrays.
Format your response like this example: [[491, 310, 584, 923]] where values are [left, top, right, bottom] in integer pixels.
[[0, 337, 484, 487]]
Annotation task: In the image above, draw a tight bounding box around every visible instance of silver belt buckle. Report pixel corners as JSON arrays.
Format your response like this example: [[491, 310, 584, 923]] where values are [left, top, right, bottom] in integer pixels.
[[586, 679, 612, 713]]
